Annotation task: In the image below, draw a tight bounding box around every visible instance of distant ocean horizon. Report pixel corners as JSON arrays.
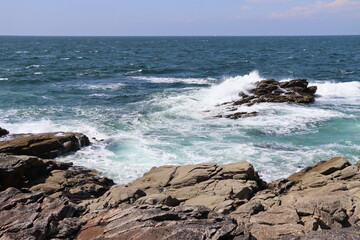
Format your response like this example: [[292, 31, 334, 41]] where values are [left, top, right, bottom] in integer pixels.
[[1, 35, 359, 183]]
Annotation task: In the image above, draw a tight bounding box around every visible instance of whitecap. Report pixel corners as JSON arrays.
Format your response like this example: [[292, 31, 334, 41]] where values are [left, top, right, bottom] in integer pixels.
[[26, 65, 41, 69], [0, 78, 8, 81], [84, 82, 125, 90], [34, 72, 43, 75], [132, 76, 215, 85]]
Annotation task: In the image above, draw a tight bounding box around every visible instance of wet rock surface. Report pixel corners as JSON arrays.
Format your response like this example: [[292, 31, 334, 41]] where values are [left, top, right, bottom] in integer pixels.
[[217, 79, 317, 119], [0, 127, 9, 137], [0, 132, 90, 159]]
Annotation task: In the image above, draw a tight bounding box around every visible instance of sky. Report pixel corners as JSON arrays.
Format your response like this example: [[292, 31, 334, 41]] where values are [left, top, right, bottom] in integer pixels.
[[0, 0, 359, 36]]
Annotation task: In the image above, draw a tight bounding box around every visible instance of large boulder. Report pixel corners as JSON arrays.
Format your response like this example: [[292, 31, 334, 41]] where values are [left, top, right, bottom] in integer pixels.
[[0, 132, 90, 159], [217, 79, 317, 119], [0, 187, 83, 240], [77, 204, 242, 240], [0, 127, 9, 137], [0, 153, 114, 204]]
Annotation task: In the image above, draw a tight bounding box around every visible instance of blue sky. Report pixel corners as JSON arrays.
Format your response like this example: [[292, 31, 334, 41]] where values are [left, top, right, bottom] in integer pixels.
[[0, 0, 359, 36]]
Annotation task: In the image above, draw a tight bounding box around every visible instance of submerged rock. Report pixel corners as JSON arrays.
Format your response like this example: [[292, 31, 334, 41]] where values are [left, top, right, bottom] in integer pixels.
[[0, 132, 90, 159], [217, 78, 317, 119], [0, 127, 9, 137]]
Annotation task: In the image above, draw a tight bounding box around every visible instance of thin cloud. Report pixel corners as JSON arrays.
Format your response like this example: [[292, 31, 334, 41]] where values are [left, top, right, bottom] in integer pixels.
[[270, 0, 360, 19]]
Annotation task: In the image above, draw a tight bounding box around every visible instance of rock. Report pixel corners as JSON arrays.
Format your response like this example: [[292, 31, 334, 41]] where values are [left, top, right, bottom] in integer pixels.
[[0, 132, 90, 159], [273, 227, 360, 240], [0, 153, 114, 204], [87, 185, 146, 211], [217, 78, 317, 119], [77, 204, 240, 240], [0, 127, 9, 137], [230, 157, 360, 240], [126, 161, 264, 213], [0, 187, 83, 240], [135, 194, 181, 207]]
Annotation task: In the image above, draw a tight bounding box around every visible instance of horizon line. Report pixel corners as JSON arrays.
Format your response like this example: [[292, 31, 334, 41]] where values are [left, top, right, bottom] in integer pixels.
[[0, 34, 359, 38]]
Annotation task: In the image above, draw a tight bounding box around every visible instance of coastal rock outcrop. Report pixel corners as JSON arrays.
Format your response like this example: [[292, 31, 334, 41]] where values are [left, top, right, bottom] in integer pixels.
[[0, 153, 114, 204], [217, 79, 317, 119], [88, 161, 266, 214], [0, 127, 9, 137], [77, 204, 243, 240], [0, 132, 90, 159], [0, 187, 83, 240], [230, 157, 360, 239], [1, 130, 360, 239]]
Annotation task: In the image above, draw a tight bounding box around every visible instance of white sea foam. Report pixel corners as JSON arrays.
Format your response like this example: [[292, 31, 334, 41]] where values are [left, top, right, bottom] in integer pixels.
[[83, 82, 125, 90], [315, 81, 360, 101], [132, 76, 215, 85], [0, 78, 8, 81], [34, 72, 43, 75], [200, 71, 258, 106], [26, 65, 41, 69]]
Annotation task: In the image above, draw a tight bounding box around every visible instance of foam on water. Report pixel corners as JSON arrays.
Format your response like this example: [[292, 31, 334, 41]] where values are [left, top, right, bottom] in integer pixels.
[[83, 82, 125, 90], [131, 76, 215, 85], [315, 81, 360, 105]]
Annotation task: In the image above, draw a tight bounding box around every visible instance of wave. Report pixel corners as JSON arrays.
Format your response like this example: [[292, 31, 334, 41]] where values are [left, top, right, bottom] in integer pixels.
[[131, 76, 215, 85], [315, 81, 360, 100], [0, 78, 8, 81], [83, 82, 125, 90]]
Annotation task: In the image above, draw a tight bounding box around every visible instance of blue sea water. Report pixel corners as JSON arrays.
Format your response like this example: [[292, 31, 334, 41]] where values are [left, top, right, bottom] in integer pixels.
[[0, 36, 359, 183]]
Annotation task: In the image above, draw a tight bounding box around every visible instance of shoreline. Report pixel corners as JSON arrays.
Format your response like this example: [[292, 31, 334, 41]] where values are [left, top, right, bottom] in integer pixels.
[[1, 129, 360, 239]]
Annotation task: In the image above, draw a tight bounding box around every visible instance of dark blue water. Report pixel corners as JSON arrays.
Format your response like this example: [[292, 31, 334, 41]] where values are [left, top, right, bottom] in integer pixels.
[[1, 36, 359, 183]]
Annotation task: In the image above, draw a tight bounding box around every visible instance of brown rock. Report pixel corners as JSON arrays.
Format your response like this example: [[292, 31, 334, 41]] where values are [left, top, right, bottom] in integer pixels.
[[87, 185, 145, 211], [126, 161, 264, 213], [217, 78, 317, 119], [0, 187, 83, 240], [77, 205, 239, 240], [0, 132, 90, 159], [0, 153, 114, 204]]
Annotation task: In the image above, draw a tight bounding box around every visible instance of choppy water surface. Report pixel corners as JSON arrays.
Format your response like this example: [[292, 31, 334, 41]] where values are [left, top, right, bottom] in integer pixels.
[[0, 36, 359, 183]]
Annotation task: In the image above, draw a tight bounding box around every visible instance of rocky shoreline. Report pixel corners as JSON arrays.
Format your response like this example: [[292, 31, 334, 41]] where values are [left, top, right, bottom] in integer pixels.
[[1, 128, 359, 239]]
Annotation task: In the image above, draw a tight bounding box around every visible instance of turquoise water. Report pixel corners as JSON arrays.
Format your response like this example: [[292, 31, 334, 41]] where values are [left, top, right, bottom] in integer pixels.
[[0, 36, 359, 183]]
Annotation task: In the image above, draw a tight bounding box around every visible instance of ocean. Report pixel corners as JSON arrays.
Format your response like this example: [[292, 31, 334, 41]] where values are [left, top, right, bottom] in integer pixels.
[[0, 36, 359, 183]]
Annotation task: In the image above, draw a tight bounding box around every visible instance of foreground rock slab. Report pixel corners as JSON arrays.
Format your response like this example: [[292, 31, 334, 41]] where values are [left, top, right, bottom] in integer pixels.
[[0, 132, 90, 159], [0, 187, 83, 240], [77, 205, 242, 240], [217, 79, 317, 119], [88, 161, 265, 214]]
